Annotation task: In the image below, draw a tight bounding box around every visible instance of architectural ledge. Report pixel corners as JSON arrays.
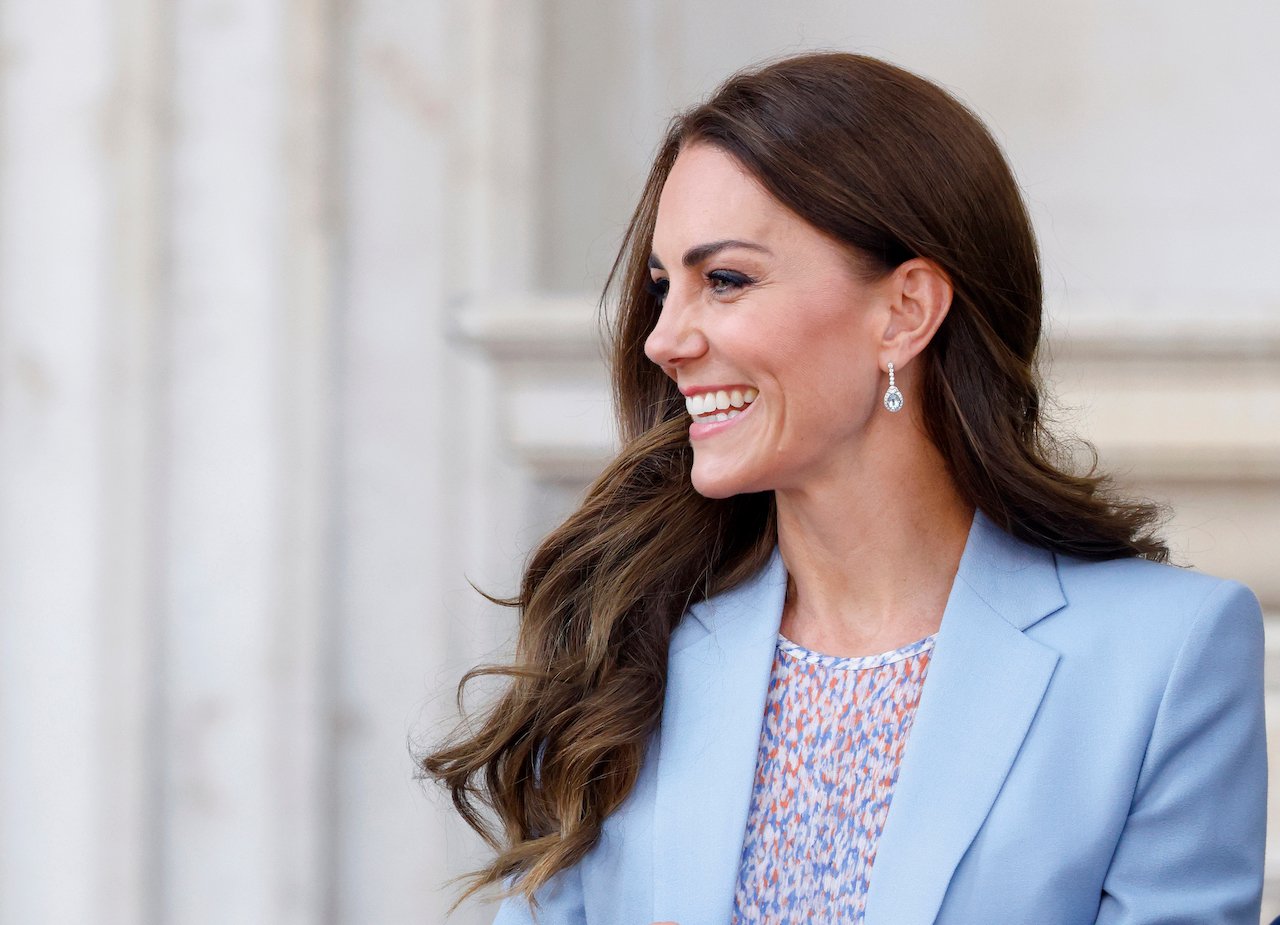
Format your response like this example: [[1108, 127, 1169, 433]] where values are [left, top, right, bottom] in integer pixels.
[[451, 293, 606, 361]]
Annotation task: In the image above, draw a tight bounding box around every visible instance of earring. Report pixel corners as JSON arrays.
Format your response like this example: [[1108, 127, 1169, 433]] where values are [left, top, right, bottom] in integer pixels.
[[883, 361, 903, 413]]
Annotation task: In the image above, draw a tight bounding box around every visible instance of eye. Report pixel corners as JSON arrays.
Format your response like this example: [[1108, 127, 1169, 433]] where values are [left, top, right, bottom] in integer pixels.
[[645, 276, 669, 302], [707, 270, 753, 296]]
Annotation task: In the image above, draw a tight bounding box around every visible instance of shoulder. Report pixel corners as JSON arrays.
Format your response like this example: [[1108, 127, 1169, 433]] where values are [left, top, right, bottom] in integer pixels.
[[1053, 550, 1261, 632], [1039, 550, 1264, 689], [1054, 548, 1242, 604]]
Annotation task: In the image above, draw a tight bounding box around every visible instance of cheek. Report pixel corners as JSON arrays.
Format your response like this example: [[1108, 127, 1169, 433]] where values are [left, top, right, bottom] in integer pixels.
[[772, 324, 871, 413]]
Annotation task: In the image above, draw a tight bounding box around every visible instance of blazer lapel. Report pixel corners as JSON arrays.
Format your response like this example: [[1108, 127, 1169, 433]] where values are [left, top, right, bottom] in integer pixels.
[[863, 509, 1066, 925], [652, 546, 788, 925]]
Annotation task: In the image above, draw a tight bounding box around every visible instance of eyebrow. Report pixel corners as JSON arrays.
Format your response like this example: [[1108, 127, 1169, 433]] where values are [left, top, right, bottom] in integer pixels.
[[647, 238, 772, 271]]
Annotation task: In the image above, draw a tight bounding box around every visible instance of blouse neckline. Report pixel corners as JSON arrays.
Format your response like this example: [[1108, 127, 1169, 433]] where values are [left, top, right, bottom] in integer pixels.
[[776, 631, 937, 670]]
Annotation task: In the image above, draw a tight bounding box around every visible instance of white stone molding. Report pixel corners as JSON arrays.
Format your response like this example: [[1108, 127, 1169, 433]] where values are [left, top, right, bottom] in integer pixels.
[[159, 0, 338, 922], [0, 1, 113, 922], [99, 0, 169, 921]]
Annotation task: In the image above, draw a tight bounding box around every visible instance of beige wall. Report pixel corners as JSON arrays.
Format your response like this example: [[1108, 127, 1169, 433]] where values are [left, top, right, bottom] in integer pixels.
[[0, 2, 1275, 923]]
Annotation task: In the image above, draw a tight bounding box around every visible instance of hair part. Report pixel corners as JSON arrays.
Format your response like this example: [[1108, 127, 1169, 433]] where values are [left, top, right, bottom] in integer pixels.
[[422, 51, 1170, 911]]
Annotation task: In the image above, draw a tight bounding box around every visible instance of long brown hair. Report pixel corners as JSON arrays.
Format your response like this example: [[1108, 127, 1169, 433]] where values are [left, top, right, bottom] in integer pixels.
[[422, 52, 1169, 909]]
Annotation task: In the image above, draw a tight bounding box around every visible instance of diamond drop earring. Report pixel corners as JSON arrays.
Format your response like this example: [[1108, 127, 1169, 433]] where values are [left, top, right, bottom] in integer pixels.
[[883, 361, 903, 413]]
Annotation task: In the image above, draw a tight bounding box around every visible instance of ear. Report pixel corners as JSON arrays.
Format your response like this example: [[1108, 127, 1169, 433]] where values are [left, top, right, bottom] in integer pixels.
[[878, 258, 953, 369]]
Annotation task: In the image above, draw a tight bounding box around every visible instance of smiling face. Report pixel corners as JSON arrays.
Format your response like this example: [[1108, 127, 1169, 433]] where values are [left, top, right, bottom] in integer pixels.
[[643, 142, 899, 499]]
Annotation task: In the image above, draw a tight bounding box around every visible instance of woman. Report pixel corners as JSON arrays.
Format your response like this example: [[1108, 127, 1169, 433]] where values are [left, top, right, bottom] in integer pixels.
[[424, 53, 1267, 924]]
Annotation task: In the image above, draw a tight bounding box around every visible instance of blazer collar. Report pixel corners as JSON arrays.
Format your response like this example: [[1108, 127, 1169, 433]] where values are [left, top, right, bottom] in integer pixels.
[[652, 508, 1067, 925]]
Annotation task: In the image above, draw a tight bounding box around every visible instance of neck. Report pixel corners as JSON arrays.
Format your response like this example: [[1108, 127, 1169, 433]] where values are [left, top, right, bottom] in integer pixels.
[[774, 431, 974, 658]]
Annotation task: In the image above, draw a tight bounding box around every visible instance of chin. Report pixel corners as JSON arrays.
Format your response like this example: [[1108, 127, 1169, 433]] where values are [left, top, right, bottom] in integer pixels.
[[689, 459, 760, 500]]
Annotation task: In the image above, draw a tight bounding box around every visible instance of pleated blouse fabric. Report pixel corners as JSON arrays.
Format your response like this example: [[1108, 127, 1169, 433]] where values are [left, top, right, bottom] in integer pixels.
[[730, 631, 937, 924]]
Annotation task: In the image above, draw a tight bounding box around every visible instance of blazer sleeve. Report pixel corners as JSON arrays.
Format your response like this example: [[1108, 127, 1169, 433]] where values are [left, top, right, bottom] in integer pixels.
[[1095, 578, 1268, 925], [491, 865, 587, 925]]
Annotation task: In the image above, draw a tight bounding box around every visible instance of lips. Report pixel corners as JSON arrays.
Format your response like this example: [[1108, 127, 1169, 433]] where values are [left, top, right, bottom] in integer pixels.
[[688, 391, 758, 439]]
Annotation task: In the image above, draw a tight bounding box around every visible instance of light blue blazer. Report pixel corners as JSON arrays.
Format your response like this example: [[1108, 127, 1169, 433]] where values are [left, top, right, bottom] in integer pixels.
[[494, 509, 1267, 924]]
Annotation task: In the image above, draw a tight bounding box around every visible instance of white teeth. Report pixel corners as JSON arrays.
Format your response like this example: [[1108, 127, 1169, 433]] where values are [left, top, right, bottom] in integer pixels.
[[686, 388, 759, 421]]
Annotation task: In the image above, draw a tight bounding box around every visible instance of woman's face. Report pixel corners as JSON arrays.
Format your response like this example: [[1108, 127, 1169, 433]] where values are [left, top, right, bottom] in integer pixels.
[[644, 142, 897, 499]]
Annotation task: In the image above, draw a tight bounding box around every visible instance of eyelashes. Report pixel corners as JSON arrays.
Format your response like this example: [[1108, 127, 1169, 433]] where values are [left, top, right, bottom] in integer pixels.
[[646, 270, 755, 303], [707, 270, 753, 294]]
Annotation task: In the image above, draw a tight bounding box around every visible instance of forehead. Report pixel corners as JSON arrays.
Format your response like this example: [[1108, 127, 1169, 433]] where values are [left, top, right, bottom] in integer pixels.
[[652, 143, 787, 254]]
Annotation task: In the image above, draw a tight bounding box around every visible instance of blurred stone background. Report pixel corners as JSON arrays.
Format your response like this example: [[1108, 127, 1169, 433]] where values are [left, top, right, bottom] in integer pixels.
[[0, 1, 1276, 923]]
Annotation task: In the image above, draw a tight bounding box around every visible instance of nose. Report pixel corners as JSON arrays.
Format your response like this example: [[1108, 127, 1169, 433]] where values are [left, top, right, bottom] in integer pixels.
[[643, 298, 708, 372]]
